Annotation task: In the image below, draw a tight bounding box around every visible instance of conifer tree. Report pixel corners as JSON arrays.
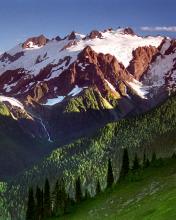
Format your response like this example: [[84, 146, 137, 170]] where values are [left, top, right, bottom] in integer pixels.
[[132, 153, 140, 170], [145, 158, 150, 168], [53, 179, 67, 216], [107, 159, 114, 188], [151, 152, 157, 163], [96, 180, 101, 195], [35, 186, 43, 220], [43, 178, 51, 218], [75, 176, 82, 203], [84, 189, 90, 200], [26, 187, 35, 220], [119, 148, 129, 181]]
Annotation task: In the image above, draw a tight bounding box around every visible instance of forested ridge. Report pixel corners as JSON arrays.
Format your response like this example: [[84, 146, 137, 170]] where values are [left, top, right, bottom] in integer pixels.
[[1, 93, 176, 220]]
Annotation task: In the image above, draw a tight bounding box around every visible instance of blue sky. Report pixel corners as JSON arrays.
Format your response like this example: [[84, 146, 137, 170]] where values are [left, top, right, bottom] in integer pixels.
[[0, 0, 176, 52]]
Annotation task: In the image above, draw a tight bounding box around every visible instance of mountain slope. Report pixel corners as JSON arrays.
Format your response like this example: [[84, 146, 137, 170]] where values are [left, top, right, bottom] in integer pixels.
[[2, 93, 175, 220], [51, 158, 176, 220]]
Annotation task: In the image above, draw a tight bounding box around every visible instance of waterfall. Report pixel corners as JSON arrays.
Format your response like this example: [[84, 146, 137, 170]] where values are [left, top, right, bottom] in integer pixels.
[[38, 118, 53, 142]]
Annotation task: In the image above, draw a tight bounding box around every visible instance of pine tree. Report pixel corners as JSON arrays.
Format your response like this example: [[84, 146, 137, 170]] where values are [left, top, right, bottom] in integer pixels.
[[143, 152, 150, 168], [84, 189, 90, 200], [172, 152, 176, 159], [96, 180, 101, 195], [35, 186, 43, 220], [145, 158, 150, 168], [43, 178, 51, 218], [26, 187, 35, 220], [53, 179, 67, 216], [75, 176, 82, 203], [132, 153, 140, 171], [119, 148, 129, 181], [107, 159, 114, 188], [151, 152, 157, 163]]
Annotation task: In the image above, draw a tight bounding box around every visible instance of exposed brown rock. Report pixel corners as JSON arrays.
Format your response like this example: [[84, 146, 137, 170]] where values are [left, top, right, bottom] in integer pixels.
[[127, 46, 158, 80], [0, 52, 24, 62], [85, 30, 103, 39], [68, 31, 76, 40], [55, 36, 62, 41], [22, 35, 49, 49], [123, 27, 135, 35], [165, 39, 176, 55]]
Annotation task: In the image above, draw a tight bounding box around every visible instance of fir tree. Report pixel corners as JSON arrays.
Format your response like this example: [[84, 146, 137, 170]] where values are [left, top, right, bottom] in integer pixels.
[[143, 152, 150, 168], [26, 187, 35, 220], [53, 179, 67, 216], [172, 152, 176, 159], [96, 180, 101, 195], [119, 148, 129, 181], [107, 159, 114, 188], [145, 158, 150, 168], [151, 152, 157, 163], [84, 189, 90, 200], [75, 176, 82, 203], [43, 178, 51, 218], [35, 186, 43, 220], [132, 153, 140, 170]]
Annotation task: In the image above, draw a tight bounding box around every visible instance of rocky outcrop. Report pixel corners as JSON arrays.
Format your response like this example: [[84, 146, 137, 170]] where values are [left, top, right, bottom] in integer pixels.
[[127, 46, 158, 80], [123, 27, 135, 35], [0, 51, 24, 62], [22, 35, 49, 48], [67, 31, 77, 40], [85, 30, 103, 39]]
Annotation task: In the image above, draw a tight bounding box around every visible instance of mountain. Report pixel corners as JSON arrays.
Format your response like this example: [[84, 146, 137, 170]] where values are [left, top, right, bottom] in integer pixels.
[[0, 28, 175, 144], [0, 27, 176, 180], [0, 27, 176, 220]]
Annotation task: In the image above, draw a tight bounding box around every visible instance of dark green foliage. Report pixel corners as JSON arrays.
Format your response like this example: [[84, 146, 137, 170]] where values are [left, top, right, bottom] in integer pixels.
[[145, 158, 150, 168], [75, 177, 82, 203], [26, 188, 35, 220], [132, 154, 140, 171], [84, 189, 91, 200], [151, 152, 157, 164], [43, 178, 51, 218], [172, 152, 176, 159], [4, 94, 176, 220], [35, 186, 43, 220], [119, 149, 129, 181], [53, 179, 67, 216], [96, 180, 101, 195], [143, 152, 150, 168], [107, 159, 114, 188]]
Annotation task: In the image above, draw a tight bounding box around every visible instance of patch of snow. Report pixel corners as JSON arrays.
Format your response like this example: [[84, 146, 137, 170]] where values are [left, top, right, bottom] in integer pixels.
[[0, 95, 24, 109], [0, 28, 163, 79], [25, 41, 43, 49], [160, 38, 171, 54], [43, 96, 65, 106], [127, 79, 148, 99], [143, 52, 176, 87], [69, 29, 163, 67], [104, 79, 116, 92], [68, 85, 86, 96]]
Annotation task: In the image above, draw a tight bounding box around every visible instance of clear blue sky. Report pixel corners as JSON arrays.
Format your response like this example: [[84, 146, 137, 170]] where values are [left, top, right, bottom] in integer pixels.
[[0, 0, 176, 52]]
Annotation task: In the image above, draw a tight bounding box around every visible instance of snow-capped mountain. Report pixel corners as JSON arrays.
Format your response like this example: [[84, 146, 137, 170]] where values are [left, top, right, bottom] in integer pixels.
[[0, 27, 175, 144], [1, 27, 175, 108]]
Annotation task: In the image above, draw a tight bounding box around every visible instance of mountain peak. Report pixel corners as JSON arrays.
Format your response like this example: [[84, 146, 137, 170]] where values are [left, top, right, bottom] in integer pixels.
[[22, 34, 49, 49]]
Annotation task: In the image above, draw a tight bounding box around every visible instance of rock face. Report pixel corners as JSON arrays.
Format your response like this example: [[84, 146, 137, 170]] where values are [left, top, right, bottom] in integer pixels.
[[86, 30, 103, 39], [22, 34, 49, 48], [0, 27, 176, 180], [0, 27, 175, 110], [123, 27, 135, 35], [127, 46, 158, 80]]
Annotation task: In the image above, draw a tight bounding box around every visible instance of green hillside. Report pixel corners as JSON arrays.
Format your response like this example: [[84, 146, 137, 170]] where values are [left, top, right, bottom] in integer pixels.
[[1, 94, 176, 220], [51, 157, 176, 220]]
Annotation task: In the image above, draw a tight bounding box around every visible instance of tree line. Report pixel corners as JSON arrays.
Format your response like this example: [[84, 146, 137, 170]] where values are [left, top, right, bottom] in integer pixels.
[[26, 148, 168, 220]]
